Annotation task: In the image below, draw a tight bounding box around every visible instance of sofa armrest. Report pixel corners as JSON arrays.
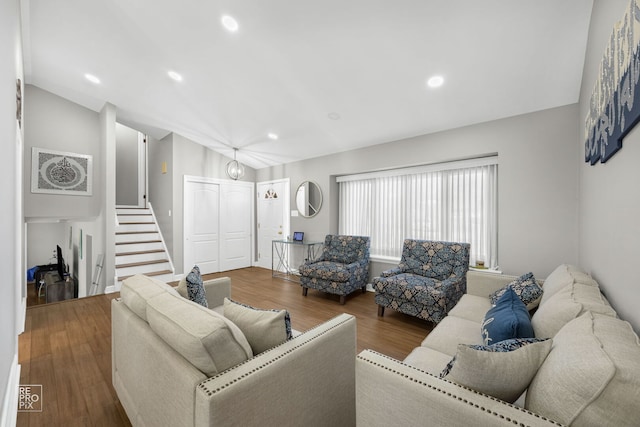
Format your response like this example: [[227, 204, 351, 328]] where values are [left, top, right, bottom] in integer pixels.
[[345, 258, 369, 272], [195, 313, 356, 426], [356, 350, 561, 427], [203, 277, 231, 308]]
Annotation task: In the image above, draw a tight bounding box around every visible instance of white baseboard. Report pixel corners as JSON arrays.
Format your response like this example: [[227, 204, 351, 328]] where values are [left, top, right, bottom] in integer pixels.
[[104, 285, 117, 294], [1, 356, 20, 427]]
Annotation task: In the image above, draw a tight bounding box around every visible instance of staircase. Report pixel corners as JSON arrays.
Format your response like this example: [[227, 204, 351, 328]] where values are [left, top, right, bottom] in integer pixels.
[[115, 206, 174, 287]]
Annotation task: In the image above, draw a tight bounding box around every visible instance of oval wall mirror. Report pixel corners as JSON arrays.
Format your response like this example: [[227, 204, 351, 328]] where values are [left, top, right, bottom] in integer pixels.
[[295, 181, 323, 218]]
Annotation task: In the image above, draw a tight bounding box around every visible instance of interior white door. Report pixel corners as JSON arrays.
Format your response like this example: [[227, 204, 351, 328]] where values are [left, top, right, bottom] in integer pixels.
[[184, 180, 220, 275], [220, 184, 253, 271], [257, 180, 289, 270]]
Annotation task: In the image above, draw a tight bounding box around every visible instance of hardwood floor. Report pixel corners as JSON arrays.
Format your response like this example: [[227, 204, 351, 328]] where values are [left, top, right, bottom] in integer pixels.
[[17, 267, 432, 426]]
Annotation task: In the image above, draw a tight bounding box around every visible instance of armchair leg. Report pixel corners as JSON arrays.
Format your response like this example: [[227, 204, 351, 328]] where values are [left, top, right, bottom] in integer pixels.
[[339, 295, 346, 305], [362, 286, 367, 293], [302, 287, 308, 297], [378, 305, 385, 317]]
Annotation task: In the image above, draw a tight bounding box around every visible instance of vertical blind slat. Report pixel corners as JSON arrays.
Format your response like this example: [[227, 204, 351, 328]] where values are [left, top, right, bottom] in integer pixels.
[[339, 164, 497, 267]]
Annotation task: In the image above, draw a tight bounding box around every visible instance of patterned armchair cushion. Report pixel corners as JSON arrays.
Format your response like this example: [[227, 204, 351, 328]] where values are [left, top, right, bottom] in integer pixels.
[[398, 240, 467, 280], [374, 274, 465, 323], [299, 261, 356, 282], [320, 235, 370, 264]]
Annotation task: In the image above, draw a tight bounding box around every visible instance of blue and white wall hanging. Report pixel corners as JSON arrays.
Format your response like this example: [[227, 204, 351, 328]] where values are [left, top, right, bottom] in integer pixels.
[[585, 0, 640, 165]]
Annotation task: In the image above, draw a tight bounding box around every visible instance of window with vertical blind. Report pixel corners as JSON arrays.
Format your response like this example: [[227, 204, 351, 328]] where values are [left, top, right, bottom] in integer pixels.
[[337, 156, 498, 268]]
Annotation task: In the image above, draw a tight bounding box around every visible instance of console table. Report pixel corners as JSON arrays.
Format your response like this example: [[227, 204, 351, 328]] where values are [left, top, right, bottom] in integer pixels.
[[272, 240, 323, 283]]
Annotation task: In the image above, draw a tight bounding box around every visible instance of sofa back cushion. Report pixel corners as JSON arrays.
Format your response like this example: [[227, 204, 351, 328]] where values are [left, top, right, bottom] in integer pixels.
[[540, 264, 598, 305], [526, 312, 640, 427], [531, 282, 616, 338], [146, 291, 253, 376], [322, 235, 370, 264], [399, 240, 470, 280], [120, 274, 181, 322]]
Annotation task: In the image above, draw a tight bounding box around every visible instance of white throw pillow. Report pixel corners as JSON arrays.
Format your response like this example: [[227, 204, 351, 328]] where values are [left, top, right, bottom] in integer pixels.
[[440, 338, 552, 403], [223, 298, 292, 354]]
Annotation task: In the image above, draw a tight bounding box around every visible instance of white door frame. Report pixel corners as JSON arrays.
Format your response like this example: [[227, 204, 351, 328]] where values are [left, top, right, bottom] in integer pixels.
[[183, 175, 255, 274], [137, 133, 148, 208], [256, 178, 290, 270]]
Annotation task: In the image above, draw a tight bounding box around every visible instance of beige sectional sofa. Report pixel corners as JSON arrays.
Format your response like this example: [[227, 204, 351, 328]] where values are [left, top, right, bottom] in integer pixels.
[[356, 265, 640, 426], [112, 274, 357, 427]]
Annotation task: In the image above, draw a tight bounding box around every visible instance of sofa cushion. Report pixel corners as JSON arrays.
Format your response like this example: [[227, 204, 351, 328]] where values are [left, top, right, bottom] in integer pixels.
[[399, 240, 454, 279], [447, 294, 493, 323], [223, 298, 292, 354], [120, 274, 180, 322], [540, 264, 597, 305], [488, 272, 542, 310], [422, 316, 483, 356], [531, 282, 616, 338], [146, 291, 253, 376], [440, 338, 552, 403], [482, 288, 534, 346], [299, 260, 352, 282], [323, 235, 368, 264], [403, 346, 455, 376], [526, 312, 640, 426]]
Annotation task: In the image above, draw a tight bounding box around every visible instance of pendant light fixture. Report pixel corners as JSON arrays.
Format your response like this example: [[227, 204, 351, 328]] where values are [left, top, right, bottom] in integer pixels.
[[226, 148, 245, 180]]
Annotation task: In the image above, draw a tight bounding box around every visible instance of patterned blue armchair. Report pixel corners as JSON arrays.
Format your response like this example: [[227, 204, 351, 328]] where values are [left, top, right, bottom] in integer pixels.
[[299, 235, 370, 304], [374, 239, 470, 323]]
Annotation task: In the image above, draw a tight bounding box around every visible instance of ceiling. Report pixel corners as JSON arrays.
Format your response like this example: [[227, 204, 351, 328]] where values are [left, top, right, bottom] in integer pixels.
[[21, 0, 594, 170]]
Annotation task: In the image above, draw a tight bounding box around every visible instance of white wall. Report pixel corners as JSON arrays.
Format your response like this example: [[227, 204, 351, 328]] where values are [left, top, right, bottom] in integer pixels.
[[578, 0, 640, 331], [0, 0, 23, 421], [23, 86, 110, 295], [115, 123, 139, 206], [23, 85, 101, 220], [257, 104, 580, 280], [149, 132, 256, 274]]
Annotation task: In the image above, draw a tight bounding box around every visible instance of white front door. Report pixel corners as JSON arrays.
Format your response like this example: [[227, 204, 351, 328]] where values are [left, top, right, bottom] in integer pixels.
[[184, 180, 220, 275], [220, 184, 253, 271], [256, 179, 290, 270]]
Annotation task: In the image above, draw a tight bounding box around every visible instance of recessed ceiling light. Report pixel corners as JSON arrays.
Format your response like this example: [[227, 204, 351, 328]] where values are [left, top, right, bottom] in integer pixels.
[[267, 133, 278, 140], [427, 75, 444, 88], [85, 73, 101, 84], [221, 15, 239, 32], [168, 71, 183, 82]]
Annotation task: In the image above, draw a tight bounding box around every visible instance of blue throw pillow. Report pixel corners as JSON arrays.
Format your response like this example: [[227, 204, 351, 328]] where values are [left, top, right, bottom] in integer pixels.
[[481, 287, 534, 345], [186, 265, 208, 308]]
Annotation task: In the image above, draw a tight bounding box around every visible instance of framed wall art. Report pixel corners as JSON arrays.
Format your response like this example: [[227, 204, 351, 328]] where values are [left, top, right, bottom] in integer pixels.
[[31, 147, 93, 196], [585, 0, 640, 165]]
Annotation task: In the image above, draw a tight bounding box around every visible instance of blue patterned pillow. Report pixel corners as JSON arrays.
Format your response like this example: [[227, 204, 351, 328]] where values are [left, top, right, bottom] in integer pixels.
[[489, 272, 542, 308], [439, 338, 552, 403], [185, 265, 208, 308], [482, 287, 534, 345]]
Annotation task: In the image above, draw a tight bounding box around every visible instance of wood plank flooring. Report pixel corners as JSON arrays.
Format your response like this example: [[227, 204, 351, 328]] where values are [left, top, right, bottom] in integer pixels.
[[17, 267, 432, 426]]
